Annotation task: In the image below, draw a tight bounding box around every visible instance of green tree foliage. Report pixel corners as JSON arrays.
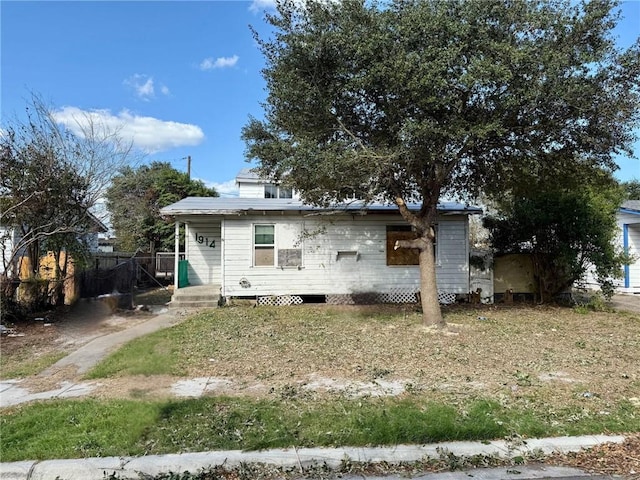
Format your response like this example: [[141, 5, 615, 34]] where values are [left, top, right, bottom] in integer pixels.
[[242, 0, 640, 325], [484, 183, 626, 302], [622, 179, 640, 199], [106, 162, 218, 254]]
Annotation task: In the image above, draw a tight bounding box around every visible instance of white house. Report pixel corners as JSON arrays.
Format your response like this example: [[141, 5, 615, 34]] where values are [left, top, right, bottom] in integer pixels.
[[581, 200, 640, 294], [618, 200, 640, 293], [160, 170, 481, 305]]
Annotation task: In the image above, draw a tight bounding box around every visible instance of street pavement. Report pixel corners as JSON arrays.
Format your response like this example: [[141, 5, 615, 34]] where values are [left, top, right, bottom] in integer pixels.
[[0, 436, 626, 480]]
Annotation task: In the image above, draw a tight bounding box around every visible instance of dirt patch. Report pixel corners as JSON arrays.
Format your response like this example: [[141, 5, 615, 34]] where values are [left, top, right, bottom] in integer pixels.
[[0, 298, 158, 379]]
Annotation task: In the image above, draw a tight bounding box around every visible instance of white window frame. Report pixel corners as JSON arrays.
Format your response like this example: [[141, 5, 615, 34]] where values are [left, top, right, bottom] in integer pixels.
[[264, 184, 293, 199], [253, 224, 275, 267]]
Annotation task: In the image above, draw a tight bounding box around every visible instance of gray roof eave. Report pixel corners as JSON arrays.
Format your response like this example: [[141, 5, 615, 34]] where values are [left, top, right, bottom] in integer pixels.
[[160, 197, 482, 218]]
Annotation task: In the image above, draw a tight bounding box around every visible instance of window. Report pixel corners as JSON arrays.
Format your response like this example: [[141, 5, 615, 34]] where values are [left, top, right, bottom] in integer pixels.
[[386, 225, 437, 266], [253, 223, 303, 268], [264, 184, 293, 199], [254, 225, 275, 266], [264, 185, 277, 199]]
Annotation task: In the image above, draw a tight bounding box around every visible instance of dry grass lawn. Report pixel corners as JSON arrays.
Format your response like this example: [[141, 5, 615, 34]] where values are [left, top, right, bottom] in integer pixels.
[[83, 303, 640, 416]]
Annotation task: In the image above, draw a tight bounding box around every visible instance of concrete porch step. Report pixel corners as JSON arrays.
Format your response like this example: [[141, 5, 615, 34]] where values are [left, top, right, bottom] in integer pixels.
[[169, 300, 219, 309], [169, 285, 220, 309]]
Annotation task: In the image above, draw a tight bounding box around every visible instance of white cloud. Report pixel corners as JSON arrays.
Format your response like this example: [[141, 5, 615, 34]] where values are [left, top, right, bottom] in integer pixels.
[[52, 106, 205, 154], [204, 179, 239, 198], [124, 74, 170, 100], [199, 55, 239, 71], [249, 0, 276, 13]]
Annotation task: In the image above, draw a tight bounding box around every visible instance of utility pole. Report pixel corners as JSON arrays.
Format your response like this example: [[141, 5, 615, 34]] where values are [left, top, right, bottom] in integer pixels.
[[187, 155, 191, 179]]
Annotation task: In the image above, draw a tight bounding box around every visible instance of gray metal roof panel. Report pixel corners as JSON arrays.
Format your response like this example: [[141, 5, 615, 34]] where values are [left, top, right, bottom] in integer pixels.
[[622, 200, 640, 213], [160, 197, 482, 216], [235, 168, 263, 184]]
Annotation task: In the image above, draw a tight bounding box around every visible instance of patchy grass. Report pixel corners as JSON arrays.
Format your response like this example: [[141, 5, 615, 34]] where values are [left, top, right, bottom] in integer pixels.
[[0, 351, 66, 379]]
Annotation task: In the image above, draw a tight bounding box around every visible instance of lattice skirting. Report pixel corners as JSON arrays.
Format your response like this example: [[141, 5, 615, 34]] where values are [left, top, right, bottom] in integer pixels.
[[326, 290, 419, 305], [437, 291, 457, 305], [256, 291, 458, 306], [257, 295, 304, 306]]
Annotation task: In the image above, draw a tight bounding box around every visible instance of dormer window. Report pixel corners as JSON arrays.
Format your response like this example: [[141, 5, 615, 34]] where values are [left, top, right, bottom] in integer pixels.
[[264, 184, 293, 199]]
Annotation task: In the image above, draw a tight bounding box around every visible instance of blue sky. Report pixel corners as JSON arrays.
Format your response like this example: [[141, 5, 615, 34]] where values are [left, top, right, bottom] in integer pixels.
[[1, 0, 639, 199]]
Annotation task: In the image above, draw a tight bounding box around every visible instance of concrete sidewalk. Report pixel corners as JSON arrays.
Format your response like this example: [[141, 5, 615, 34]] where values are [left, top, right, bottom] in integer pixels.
[[0, 435, 624, 480]]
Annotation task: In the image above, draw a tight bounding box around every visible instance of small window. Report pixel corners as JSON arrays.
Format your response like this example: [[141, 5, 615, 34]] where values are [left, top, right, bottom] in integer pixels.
[[264, 185, 278, 198], [254, 225, 275, 266]]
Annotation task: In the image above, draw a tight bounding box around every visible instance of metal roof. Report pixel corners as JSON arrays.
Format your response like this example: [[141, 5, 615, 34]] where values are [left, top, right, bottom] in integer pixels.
[[160, 197, 482, 217], [621, 200, 640, 214], [235, 168, 264, 184]]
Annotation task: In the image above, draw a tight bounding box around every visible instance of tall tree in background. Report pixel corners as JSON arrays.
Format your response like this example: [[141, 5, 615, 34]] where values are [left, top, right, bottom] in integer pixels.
[[106, 162, 218, 255], [622, 180, 640, 199], [243, 0, 640, 326]]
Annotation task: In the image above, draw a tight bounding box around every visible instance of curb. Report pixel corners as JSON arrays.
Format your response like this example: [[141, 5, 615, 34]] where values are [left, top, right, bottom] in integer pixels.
[[0, 435, 625, 480]]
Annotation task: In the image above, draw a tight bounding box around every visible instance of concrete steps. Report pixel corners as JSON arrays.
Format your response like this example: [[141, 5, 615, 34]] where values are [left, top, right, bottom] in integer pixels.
[[169, 285, 220, 309]]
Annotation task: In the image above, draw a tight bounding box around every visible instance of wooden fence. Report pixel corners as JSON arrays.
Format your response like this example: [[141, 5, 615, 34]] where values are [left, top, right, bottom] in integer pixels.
[[77, 259, 137, 299]]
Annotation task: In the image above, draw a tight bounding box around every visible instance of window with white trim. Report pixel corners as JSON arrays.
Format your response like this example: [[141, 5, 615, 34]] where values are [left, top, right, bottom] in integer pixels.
[[264, 184, 293, 199], [254, 224, 275, 266], [253, 223, 303, 267]]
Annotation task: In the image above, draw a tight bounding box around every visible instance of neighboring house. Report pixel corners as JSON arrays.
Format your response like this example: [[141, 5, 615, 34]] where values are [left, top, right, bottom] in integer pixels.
[[0, 212, 107, 277], [618, 200, 640, 293], [582, 200, 640, 294], [0, 225, 20, 276], [160, 170, 481, 304]]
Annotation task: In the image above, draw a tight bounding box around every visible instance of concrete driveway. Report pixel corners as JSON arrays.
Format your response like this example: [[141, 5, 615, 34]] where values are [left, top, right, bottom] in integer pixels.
[[610, 293, 640, 314]]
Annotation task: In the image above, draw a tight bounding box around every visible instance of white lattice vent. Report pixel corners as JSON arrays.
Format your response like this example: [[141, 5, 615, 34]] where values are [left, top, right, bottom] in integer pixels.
[[257, 295, 304, 306], [378, 290, 419, 304], [438, 292, 457, 305]]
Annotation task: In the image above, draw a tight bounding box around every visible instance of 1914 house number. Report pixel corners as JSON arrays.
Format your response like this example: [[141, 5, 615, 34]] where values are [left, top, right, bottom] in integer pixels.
[[195, 233, 216, 248]]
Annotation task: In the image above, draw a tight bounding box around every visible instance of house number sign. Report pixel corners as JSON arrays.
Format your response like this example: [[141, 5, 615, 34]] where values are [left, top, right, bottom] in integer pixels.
[[195, 233, 216, 248]]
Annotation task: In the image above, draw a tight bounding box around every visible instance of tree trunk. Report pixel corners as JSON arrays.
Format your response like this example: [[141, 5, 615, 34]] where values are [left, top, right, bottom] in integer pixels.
[[395, 232, 444, 327], [418, 235, 444, 327]]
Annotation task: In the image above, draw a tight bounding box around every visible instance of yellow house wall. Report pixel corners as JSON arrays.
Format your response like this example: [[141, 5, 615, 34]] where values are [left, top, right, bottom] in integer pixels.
[[18, 252, 79, 305], [493, 254, 536, 294]]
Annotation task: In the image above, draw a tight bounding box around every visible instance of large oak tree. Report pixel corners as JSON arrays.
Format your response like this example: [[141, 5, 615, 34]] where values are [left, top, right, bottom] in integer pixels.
[[243, 0, 640, 325]]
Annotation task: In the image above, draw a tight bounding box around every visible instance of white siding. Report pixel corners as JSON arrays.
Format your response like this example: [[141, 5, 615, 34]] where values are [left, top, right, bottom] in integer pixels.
[[238, 183, 265, 198], [184, 220, 222, 286], [220, 214, 470, 297], [0, 226, 14, 274], [0, 226, 21, 275], [583, 211, 640, 292], [620, 212, 640, 291]]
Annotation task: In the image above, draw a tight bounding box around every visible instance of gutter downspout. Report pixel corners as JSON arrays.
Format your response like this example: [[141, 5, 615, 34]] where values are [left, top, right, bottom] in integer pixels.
[[174, 220, 180, 290], [623, 224, 630, 289], [221, 218, 225, 298]]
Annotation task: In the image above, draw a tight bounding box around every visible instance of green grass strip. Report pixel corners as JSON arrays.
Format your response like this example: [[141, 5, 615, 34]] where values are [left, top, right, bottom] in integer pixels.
[[2, 396, 638, 462]]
